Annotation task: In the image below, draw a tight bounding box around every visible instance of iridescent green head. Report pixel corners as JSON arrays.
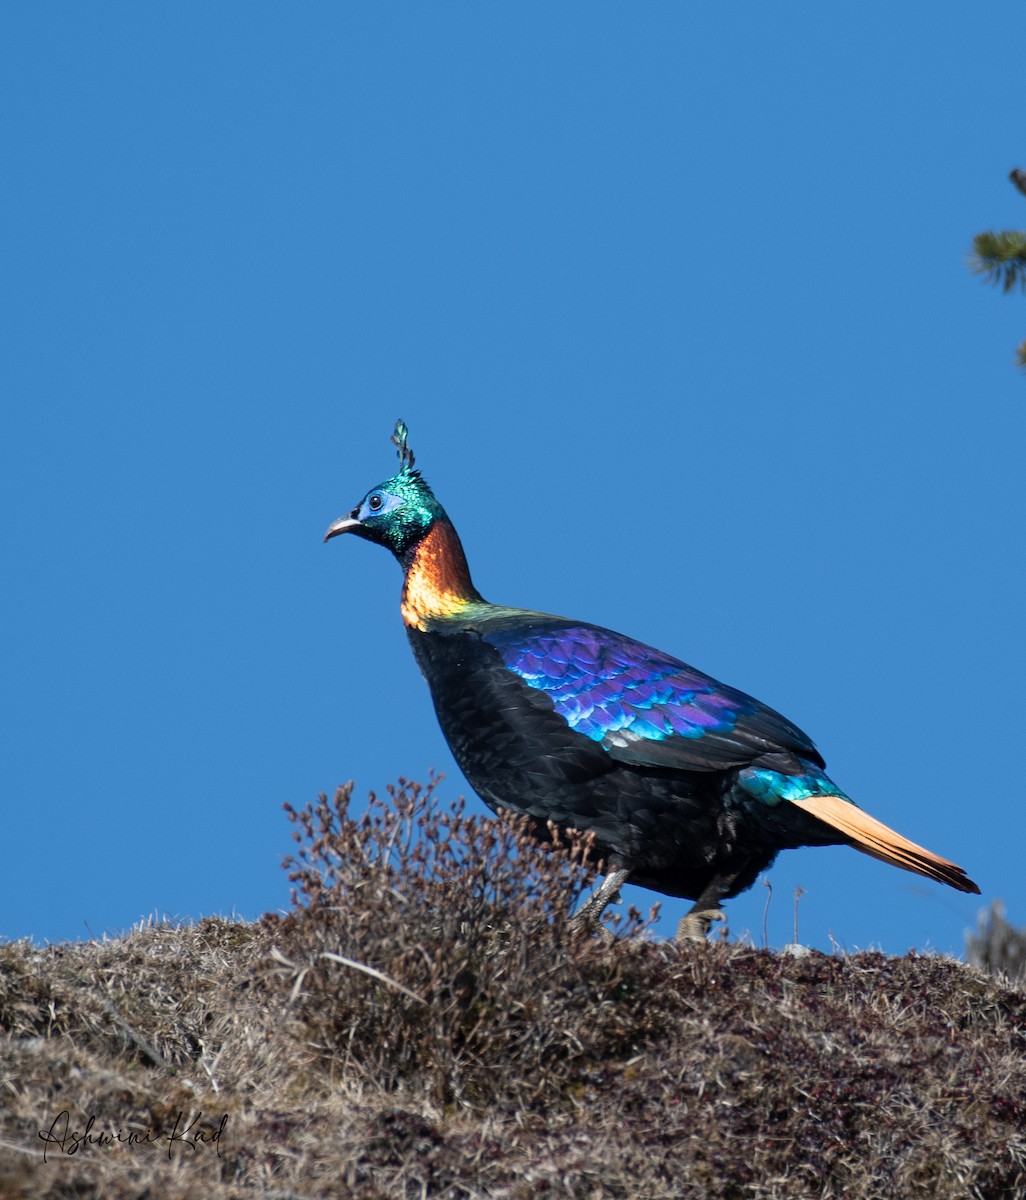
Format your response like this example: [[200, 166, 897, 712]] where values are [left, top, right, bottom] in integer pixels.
[[324, 420, 447, 561]]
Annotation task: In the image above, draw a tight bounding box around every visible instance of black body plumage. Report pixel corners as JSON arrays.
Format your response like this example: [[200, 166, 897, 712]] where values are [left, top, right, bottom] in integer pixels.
[[406, 614, 837, 903]]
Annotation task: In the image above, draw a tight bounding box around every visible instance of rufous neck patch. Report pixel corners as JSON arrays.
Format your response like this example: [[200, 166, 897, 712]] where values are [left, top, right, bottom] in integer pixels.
[[401, 521, 481, 629]]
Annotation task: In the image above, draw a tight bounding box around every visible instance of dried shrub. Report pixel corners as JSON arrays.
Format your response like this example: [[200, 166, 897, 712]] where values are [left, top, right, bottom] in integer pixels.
[[967, 900, 1026, 984], [4, 780, 1026, 1200], [265, 775, 663, 1109]]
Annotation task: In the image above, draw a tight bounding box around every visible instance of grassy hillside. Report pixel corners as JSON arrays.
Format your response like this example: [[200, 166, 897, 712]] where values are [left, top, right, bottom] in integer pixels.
[[2, 780, 1024, 1200]]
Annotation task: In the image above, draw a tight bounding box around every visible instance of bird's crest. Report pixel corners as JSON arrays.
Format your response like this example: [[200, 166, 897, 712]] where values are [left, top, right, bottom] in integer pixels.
[[392, 419, 416, 474]]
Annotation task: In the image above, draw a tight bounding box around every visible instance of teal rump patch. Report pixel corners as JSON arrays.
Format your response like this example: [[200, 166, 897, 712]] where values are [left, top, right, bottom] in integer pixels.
[[738, 765, 850, 807]]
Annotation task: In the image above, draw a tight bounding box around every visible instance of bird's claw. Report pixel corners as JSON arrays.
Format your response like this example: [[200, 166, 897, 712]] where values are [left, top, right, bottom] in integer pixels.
[[676, 907, 727, 943], [567, 916, 615, 944]]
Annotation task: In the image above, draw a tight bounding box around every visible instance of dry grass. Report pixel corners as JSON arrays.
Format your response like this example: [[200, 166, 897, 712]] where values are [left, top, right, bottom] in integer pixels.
[[2, 778, 1024, 1199]]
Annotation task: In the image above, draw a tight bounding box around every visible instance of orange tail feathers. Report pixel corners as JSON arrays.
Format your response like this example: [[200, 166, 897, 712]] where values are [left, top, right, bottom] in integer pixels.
[[789, 793, 980, 895]]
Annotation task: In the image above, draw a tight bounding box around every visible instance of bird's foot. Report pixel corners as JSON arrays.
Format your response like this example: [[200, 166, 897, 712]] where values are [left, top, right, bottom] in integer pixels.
[[676, 907, 727, 943], [569, 867, 630, 937], [568, 917, 615, 944]]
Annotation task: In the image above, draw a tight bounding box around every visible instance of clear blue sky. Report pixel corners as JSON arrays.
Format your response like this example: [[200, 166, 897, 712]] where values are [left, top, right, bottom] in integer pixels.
[[3, 5, 1023, 956]]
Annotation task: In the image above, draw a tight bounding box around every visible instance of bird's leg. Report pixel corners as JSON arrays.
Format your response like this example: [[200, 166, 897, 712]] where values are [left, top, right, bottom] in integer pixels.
[[676, 872, 740, 943], [569, 867, 631, 933]]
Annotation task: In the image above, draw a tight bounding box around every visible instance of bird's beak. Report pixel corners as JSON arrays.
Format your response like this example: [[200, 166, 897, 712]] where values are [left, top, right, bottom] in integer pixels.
[[323, 514, 362, 543]]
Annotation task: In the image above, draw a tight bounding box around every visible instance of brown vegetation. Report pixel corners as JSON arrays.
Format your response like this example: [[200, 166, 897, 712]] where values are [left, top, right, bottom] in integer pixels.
[[2, 778, 1024, 1199]]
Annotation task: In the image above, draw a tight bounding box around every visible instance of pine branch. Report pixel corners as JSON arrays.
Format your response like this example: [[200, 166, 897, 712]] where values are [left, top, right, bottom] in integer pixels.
[[969, 231, 1026, 294], [969, 172, 1026, 369], [967, 170, 1026, 369]]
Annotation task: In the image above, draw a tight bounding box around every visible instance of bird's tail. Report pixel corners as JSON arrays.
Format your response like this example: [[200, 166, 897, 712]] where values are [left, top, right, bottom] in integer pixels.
[[789, 793, 980, 895]]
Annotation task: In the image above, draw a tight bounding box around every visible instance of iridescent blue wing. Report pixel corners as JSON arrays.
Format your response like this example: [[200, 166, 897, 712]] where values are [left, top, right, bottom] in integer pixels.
[[481, 617, 821, 773]]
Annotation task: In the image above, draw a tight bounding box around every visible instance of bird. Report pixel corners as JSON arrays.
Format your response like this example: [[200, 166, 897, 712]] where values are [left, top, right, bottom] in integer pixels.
[[325, 420, 979, 939]]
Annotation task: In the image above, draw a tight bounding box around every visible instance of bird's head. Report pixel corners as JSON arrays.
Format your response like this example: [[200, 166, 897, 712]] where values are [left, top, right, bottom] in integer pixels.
[[324, 420, 446, 562]]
